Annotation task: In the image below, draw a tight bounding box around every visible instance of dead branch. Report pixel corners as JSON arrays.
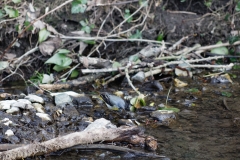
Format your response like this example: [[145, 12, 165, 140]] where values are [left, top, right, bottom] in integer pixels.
[[0, 118, 152, 160]]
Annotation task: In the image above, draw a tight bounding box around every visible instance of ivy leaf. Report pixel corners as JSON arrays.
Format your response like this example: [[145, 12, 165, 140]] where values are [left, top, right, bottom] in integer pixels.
[[53, 65, 71, 72], [4, 6, 19, 18], [112, 61, 122, 68], [38, 28, 50, 43], [45, 53, 72, 66], [71, 0, 86, 14], [129, 30, 142, 39], [56, 49, 71, 54], [235, 1, 240, 12], [12, 0, 21, 3], [0, 10, 4, 19], [210, 41, 229, 55], [124, 9, 132, 23]]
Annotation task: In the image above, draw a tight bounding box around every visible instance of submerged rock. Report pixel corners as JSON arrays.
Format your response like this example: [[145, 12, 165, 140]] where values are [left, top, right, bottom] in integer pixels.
[[150, 110, 176, 122]]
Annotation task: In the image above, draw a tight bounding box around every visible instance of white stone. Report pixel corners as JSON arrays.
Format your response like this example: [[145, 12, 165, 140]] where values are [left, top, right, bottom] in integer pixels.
[[0, 100, 17, 110], [5, 129, 14, 136], [36, 113, 51, 121], [6, 106, 20, 114], [25, 94, 44, 104]]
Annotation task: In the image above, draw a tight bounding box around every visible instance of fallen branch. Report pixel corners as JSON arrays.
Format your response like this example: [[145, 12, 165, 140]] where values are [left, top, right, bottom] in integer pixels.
[[0, 118, 154, 160]]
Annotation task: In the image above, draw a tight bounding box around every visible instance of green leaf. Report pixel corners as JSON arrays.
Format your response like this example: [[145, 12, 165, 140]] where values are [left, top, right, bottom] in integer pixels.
[[82, 40, 95, 44], [56, 49, 71, 54], [0, 61, 9, 70], [38, 28, 50, 43], [71, 0, 86, 14], [70, 69, 79, 78], [228, 36, 239, 44], [124, 9, 132, 23], [45, 53, 72, 67], [24, 21, 33, 31], [80, 20, 87, 26], [4, 6, 19, 18], [187, 88, 199, 93], [12, 0, 21, 3], [210, 41, 229, 55], [81, 26, 91, 33], [112, 61, 122, 68], [157, 33, 164, 41], [53, 65, 71, 72], [129, 29, 142, 39], [129, 55, 139, 62], [0, 10, 4, 19], [236, 1, 240, 12], [221, 91, 232, 97]]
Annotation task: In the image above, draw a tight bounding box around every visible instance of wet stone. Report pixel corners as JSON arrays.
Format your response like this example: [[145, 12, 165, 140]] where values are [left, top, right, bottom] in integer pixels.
[[62, 104, 79, 117], [150, 110, 176, 122], [72, 95, 93, 108]]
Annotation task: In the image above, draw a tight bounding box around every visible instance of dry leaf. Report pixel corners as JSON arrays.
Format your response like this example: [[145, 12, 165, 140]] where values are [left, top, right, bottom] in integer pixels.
[[39, 37, 62, 56], [174, 78, 188, 87]]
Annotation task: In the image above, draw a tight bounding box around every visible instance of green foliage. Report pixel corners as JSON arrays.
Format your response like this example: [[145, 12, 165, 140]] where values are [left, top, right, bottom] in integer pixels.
[[235, 1, 240, 12], [80, 20, 95, 34], [30, 72, 44, 84], [70, 70, 79, 78], [221, 91, 232, 97], [12, 0, 21, 3], [0, 10, 4, 19], [139, 0, 148, 6], [210, 41, 229, 55], [129, 29, 142, 39], [38, 28, 50, 43], [112, 61, 122, 68], [157, 32, 164, 41], [187, 88, 200, 93], [4, 6, 19, 18], [45, 49, 72, 72], [228, 36, 239, 44], [204, 0, 212, 8], [124, 9, 133, 23], [24, 21, 33, 31], [71, 0, 87, 14]]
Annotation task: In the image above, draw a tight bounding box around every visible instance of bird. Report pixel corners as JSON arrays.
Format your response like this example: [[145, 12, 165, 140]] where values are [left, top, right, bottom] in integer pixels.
[[100, 92, 128, 110]]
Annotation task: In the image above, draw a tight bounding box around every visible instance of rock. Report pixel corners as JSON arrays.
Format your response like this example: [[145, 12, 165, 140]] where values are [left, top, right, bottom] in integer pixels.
[[62, 104, 79, 117], [150, 110, 176, 122], [36, 113, 51, 121], [5, 129, 14, 136], [32, 103, 45, 113], [25, 94, 44, 104], [131, 71, 145, 83], [51, 91, 84, 97], [72, 95, 93, 108], [0, 100, 17, 110], [84, 118, 117, 131], [6, 106, 20, 114], [54, 93, 72, 106]]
